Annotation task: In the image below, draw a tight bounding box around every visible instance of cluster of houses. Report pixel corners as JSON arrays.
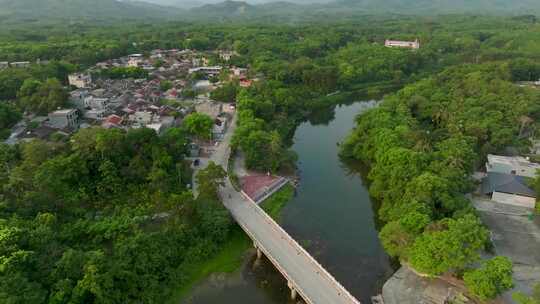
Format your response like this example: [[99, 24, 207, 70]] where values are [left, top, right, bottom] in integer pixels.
[[4, 49, 251, 148]]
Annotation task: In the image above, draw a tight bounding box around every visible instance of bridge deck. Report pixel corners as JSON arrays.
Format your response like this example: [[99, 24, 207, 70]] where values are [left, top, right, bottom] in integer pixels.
[[220, 181, 361, 304]]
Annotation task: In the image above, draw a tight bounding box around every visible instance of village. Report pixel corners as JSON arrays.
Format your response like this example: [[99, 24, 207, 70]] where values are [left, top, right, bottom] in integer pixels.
[[3, 49, 254, 157], [2, 47, 296, 206]]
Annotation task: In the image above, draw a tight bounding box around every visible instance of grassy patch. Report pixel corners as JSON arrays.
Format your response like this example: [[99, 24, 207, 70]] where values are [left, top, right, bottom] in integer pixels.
[[167, 227, 251, 303], [260, 184, 295, 221]]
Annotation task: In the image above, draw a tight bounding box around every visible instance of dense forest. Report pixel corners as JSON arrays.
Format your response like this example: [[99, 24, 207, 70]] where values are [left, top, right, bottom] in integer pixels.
[[2, 13, 540, 303], [340, 20, 540, 303], [342, 63, 539, 284], [0, 126, 234, 303]]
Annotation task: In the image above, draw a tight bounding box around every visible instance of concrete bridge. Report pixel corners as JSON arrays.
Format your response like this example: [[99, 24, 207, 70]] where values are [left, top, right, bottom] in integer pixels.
[[205, 113, 361, 304], [219, 179, 361, 304]]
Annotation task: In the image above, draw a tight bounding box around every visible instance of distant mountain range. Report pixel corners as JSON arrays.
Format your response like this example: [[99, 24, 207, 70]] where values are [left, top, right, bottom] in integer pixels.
[[0, 0, 181, 21], [1, 0, 539, 23], [335, 0, 540, 14], [145, 0, 540, 14]]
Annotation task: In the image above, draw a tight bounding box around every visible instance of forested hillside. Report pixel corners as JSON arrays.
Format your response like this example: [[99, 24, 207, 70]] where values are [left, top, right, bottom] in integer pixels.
[[342, 63, 540, 263], [2, 0, 540, 23]]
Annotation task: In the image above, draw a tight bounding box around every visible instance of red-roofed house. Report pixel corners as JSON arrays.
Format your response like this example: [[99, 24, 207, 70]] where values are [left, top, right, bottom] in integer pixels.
[[102, 115, 123, 129]]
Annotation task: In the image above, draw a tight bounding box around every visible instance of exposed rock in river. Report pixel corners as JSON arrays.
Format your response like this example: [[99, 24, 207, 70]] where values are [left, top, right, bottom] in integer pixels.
[[382, 266, 473, 304]]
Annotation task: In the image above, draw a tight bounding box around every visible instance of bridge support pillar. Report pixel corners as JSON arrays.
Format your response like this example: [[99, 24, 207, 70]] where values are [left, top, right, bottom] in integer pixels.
[[287, 281, 297, 300], [253, 242, 262, 260]]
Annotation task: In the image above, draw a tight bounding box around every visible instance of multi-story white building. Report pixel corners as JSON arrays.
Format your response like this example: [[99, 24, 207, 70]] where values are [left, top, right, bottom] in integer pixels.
[[48, 109, 80, 130]]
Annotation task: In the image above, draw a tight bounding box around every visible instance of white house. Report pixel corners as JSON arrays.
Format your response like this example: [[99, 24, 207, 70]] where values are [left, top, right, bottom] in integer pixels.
[[84, 96, 110, 110], [219, 51, 236, 61], [84, 109, 106, 120], [486, 154, 540, 178], [384, 39, 420, 49], [231, 67, 248, 77], [188, 66, 222, 77], [129, 111, 154, 127], [10, 61, 31, 68], [0, 62, 9, 69], [127, 54, 144, 67], [68, 73, 92, 89], [128, 58, 142, 67]]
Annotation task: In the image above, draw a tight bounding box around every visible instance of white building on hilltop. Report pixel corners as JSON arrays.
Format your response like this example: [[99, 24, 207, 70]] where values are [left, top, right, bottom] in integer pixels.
[[384, 39, 420, 49]]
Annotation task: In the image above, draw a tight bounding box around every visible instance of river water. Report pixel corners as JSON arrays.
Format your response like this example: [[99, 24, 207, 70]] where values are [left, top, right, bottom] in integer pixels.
[[187, 101, 392, 304]]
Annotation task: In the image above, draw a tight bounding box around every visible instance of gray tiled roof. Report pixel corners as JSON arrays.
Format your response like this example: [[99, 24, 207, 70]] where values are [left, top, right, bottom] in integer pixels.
[[482, 172, 536, 197]]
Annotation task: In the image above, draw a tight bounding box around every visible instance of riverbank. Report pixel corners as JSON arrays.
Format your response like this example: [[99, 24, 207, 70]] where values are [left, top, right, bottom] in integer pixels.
[[172, 183, 294, 303], [261, 184, 295, 221], [167, 226, 251, 304]]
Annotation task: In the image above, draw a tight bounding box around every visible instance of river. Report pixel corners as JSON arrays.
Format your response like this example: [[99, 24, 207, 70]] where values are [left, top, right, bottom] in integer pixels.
[[187, 101, 392, 304]]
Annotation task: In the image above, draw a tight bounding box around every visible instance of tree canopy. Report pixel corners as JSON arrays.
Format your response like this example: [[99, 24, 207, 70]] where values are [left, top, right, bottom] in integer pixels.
[[183, 112, 214, 140], [464, 256, 514, 300]]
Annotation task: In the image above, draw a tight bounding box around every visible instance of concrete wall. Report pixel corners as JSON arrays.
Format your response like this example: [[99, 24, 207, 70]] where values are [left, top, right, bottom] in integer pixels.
[[492, 191, 536, 209]]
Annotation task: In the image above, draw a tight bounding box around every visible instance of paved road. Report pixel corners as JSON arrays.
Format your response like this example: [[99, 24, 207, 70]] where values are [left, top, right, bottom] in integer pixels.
[[206, 111, 361, 304], [472, 196, 540, 302]]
